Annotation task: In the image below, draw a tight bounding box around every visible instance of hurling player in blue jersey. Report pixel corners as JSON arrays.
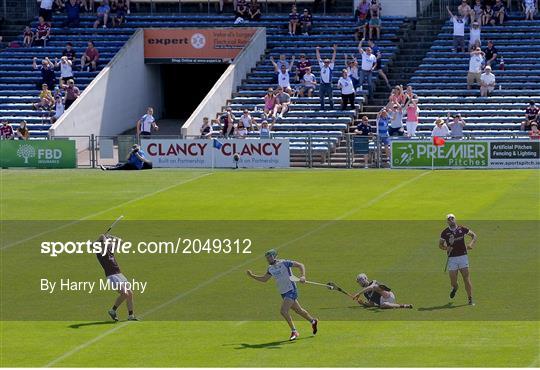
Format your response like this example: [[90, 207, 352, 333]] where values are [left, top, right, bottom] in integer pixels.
[[247, 249, 318, 341]]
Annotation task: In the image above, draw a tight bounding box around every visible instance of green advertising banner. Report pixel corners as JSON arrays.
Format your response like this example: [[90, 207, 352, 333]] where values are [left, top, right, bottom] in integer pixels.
[[0, 140, 77, 168], [391, 141, 489, 168]]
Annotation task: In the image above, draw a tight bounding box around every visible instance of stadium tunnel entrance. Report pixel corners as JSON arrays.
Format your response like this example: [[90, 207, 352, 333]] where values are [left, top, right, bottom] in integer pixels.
[[160, 64, 229, 120]]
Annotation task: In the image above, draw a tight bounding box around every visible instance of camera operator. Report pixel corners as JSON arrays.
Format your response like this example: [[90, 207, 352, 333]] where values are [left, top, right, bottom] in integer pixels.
[[100, 144, 152, 171]]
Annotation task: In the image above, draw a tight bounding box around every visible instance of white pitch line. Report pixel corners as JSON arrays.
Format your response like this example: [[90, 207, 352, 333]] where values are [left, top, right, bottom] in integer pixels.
[[44, 170, 429, 367], [1, 172, 213, 251]]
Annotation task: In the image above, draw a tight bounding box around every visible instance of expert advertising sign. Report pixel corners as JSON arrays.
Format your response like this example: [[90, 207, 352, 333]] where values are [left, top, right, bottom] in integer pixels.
[[144, 28, 257, 64], [140, 139, 290, 168], [391, 140, 539, 169]]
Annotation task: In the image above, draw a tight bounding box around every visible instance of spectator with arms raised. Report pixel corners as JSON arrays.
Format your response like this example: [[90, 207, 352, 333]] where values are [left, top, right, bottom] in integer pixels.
[[316, 44, 337, 110], [432, 118, 450, 137], [337, 69, 355, 110], [357, 38, 377, 99], [33, 57, 56, 90], [447, 113, 466, 139], [467, 47, 484, 91], [447, 6, 466, 53]]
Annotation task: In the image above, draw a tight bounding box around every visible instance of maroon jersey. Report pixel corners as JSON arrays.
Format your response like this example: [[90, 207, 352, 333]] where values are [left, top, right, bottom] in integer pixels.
[[440, 226, 470, 257], [96, 245, 121, 277]]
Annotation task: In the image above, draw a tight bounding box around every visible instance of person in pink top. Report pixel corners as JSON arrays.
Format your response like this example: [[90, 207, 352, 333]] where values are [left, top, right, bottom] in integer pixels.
[[405, 94, 420, 137], [263, 87, 277, 119]]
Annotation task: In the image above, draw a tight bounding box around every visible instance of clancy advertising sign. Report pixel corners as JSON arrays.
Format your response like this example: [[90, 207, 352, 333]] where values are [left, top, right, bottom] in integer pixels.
[[0, 140, 77, 168], [140, 139, 290, 168]]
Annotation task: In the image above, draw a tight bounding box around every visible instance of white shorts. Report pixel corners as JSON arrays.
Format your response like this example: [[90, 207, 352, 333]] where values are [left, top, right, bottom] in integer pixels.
[[448, 255, 469, 271], [107, 273, 129, 292], [379, 291, 396, 306]]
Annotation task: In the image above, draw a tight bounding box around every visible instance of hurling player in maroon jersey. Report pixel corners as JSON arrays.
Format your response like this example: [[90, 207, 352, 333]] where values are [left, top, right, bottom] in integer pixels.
[[439, 214, 477, 306]]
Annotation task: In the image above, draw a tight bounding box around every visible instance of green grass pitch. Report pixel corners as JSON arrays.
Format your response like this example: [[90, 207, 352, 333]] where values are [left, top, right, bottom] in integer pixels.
[[0, 168, 539, 367]]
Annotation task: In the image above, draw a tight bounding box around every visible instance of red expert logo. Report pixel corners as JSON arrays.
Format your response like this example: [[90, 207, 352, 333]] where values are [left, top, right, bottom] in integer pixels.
[[146, 142, 208, 156], [221, 142, 282, 156]]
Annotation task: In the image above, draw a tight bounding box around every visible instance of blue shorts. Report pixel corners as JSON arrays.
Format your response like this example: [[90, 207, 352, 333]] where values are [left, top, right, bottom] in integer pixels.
[[281, 289, 298, 300]]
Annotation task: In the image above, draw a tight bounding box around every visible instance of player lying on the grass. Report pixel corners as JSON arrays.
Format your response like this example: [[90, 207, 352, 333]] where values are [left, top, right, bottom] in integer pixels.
[[247, 249, 318, 341], [439, 213, 477, 306], [96, 234, 138, 321], [352, 273, 413, 309]]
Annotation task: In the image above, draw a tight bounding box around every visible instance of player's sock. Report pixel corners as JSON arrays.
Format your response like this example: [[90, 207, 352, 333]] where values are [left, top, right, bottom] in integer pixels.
[[311, 319, 318, 335]]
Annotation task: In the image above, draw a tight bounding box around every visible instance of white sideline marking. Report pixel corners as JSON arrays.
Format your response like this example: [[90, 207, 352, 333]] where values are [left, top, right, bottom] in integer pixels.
[[1, 172, 213, 251], [44, 170, 429, 367]]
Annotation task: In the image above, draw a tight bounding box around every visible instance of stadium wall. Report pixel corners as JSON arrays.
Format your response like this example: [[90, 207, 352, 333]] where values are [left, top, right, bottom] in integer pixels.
[[49, 29, 163, 138], [353, 0, 417, 17], [181, 27, 266, 138]]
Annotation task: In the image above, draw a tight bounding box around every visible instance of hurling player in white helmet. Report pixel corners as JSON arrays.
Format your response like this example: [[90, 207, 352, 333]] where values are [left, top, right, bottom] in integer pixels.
[[352, 273, 413, 309]]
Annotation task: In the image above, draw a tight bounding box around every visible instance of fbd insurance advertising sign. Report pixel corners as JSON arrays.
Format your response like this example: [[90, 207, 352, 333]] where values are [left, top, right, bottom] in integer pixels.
[[391, 140, 539, 169], [0, 140, 77, 168], [140, 139, 290, 168]]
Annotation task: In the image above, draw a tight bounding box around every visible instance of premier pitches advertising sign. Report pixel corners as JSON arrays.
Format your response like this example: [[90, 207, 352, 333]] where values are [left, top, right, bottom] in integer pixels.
[[391, 140, 539, 169], [144, 28, 257, 64], [140, 139, 290, 168], [0, 140, 77, 168]]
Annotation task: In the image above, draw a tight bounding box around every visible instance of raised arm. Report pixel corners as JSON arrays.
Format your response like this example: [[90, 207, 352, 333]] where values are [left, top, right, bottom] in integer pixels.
[[246, 270, 272, 282], [358, 38, 365, 54], [331, 44, 337, 65], [270, 56, 278, 72], [446, 5, 454, 18], [315, 46, 321, 62], [344, 53, 348, 67]]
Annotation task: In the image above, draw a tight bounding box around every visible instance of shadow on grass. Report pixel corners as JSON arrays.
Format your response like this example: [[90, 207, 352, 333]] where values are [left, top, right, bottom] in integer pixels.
[[228, 336, 314, 350], [417, 302, 469, 311], [319, 305, 384, 313], [68, 321, 117, 329]]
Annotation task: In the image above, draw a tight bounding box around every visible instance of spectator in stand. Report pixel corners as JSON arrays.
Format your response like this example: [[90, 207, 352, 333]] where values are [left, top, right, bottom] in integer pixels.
[[529, 122, 540, 139], [471, 0, 484, 23], [388, 103, 404, 137], [447, 113, 466, 139], [235, 122, 248, 138], [469, 21, 481, 50], [81, 0, 94, 12], [54, 0, 66, 15], [344, 54, 360, 91], [112, 0, 128, 27], [64, 0, 81, 28], [522, 101, 539, 131], [524, 0, 537, 20], [33, 83, 54, 110], [316, 44, 337, 110], [263, 88, 276, 119], [354, 0, 370, 41], [248, 0, 261, 21], [482, 4, 494, 25], [239, 108, 256, 132], [296, 54, 311, 81], [100, 144, 153, 171], [23, 26, 34, 47], [432, 118, 450, 137], [235, 2, 248, 20], [355, 115, 372, 136], [55, 56, 73, 85], [200, 117, 212, 139], [480, 65, 496, 97], [483, 40, 498, 67], [62, 42, 77, 62], [491, 0, 507, 25], [368, 0, 382, 40], [271, 55, 295, 94], [256, 120, 273, 139], [458, 0, 472, 22], [61, 79, 80, 109], [404, 94, 419, 137], [33, 57, 56, 90], [338, 68, 355, 110], [273, 86, 291, 119], [51, 94, 64, 123], [387, 85, 406, 109], [376, 108, 391, 159], [80, 41, 99, 71], [369, 39, 392, 90], [94, 0, 110, 28], [289, 5, 300, 35], [447, 6, 466, 53], [14, 120, 30, 140], [300, 9, 313, 36], [467, 47, 485, 90], [39, 0, 54, 22], [215, 107, 235, 137], [298, 66, 317, 97], [0, 121, 14, 139], [34, 16, 51, 47], [357, 38, 377, 98], [136, 107, 159, 136]]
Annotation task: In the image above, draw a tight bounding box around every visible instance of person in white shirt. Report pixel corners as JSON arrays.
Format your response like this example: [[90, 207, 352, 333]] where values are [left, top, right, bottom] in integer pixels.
[[447, 5, 466, 53], [467, 47, 485, 90], [524, 0, 537, 20], [432, 118, 450, 137], [299, 66, 316, 97], [247, 249, 318, 342], [357, 38, 377, 98], [480, 65, 496, 97], [315, 44, 337, 110], [271, 55, 295, 94], [344, 54, 360, 90], [136, 107, 159, 136], [239, 109, 256, 131], [337, 69, 356, 110], [39, 0, 54, 21], [469, 21, 481, 50], [55, 56, 73, 85], [50, 94, 64, 124]]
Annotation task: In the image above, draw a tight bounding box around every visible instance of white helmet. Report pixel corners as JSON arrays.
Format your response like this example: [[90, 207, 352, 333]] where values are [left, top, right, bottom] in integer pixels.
[[356, 273, 369, 286]]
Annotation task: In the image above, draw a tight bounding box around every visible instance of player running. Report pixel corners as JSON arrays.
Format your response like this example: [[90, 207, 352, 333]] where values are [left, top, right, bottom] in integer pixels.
[[247, 249, 318, 341], [439, 213, 477, 305], [352, 273, 413, 309], [96, 234, 138, 321]]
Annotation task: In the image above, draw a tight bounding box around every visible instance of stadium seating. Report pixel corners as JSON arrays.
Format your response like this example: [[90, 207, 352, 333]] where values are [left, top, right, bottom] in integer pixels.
[[409, 15, 540, 136]]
